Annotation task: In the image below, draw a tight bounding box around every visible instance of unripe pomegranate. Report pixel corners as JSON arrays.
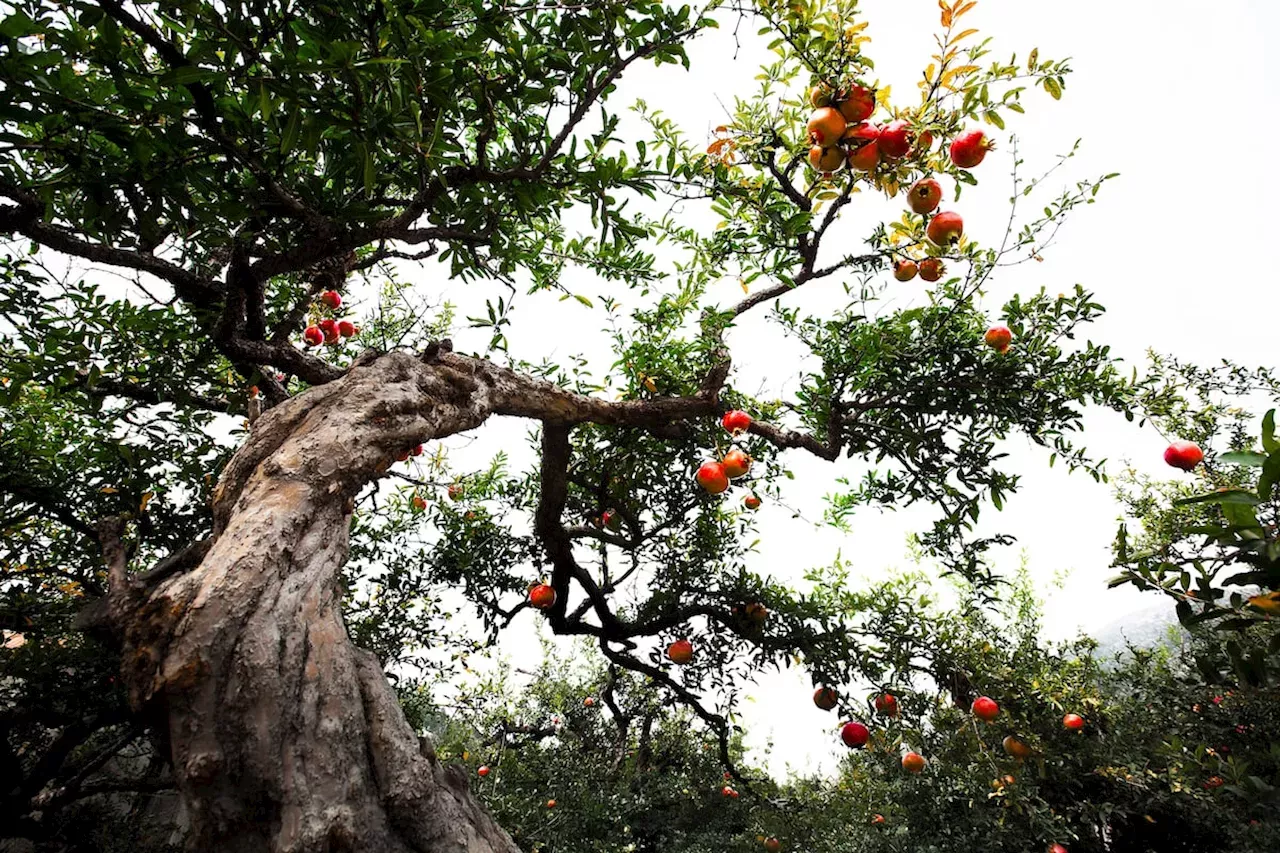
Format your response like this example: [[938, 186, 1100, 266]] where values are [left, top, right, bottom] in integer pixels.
[[1048, 845, 1068, 853], [764, 837, 781, 853], [926, 211, 964, 246], [840, 721, 870, 748], [808, 84, 834, 108], [303, 325, 324, 346], [696, 461, 730, 494], [809, 145, 845, 173], [338, 320, 356, 337], [1062, 713, 1085, 731], [667, 638, 694, 665], [1164, 441, 1204, 471], [807, 107, 846, 147], [918, 258, 945, 282], [722, 448, 751, 479], [874, 693, 899, 717], [320, 290, 342, 309], [949, 128, 993, 168], [871, 814, 886, 825], [478, 765, 490, 777], [837, 84, 876, 123], [984, 325, 1012, 352], [901, 751, 927, 773], [813, 686, 838, 711], [600, 509, 623, 532], [447, 483, 463, 501], [319, 318, 339, 344], [411, 494, 427, 512], [908, 178, 943, 214], [878, 119, 912, 159], [743, 495, 762, 510], [893, 259, 918, 282]]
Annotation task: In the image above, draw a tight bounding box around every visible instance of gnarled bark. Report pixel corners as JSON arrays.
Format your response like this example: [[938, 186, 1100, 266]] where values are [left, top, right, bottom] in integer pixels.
[[109, 351, 517, 853]]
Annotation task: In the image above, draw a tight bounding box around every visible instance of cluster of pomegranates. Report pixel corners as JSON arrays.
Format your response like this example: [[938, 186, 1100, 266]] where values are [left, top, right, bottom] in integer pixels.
[[815, 686, 1087, 788], [302, 289, 359, 347], [695, 410, 763, 511], [890, 176, 965, 286], [804, 83, 933, 175], [802, 87, 1006, 349]]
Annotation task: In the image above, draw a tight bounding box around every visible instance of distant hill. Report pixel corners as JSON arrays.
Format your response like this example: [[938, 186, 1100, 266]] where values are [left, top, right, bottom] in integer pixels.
[[1091, 600, 1181, 658]]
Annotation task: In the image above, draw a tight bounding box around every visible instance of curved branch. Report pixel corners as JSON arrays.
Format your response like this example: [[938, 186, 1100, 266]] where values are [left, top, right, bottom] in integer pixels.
[[0, 200, 219, 303]]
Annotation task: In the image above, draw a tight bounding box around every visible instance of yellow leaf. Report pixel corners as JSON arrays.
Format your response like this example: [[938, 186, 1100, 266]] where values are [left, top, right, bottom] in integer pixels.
[[951, 28, 979, 43], [740, 279, 749, 294], [923, 63, 936, 83], [941, 65, 981, 87], [99, 486, 118, 494], [876, 85, 892, 106], [955, 0, 978, 16], [139, 492, 154, 511], [1028, 47, 1039, 70]]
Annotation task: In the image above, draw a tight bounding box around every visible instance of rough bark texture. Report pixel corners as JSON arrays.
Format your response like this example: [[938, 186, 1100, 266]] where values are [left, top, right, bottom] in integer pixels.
[[111, 351, 521, 853]]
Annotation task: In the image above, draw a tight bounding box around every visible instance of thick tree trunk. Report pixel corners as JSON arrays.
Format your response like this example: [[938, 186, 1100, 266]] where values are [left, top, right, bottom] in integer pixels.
[[111, 351, 521, 853]]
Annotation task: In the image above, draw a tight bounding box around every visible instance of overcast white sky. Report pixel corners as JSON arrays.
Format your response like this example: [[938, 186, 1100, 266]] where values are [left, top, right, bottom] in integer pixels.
[[411, 0, 1280, 779]]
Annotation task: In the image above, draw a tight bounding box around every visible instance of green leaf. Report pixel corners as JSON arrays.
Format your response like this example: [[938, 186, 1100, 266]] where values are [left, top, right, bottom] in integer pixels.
[[361, 143, 375, 194], [1219, 451, 1266, 467], [160, 66, 217, 87], [280, 110, 301, 154], [1175, 490, 1262, 507], [0, 11, 35, 38], [1258, 451, 1280, 500]]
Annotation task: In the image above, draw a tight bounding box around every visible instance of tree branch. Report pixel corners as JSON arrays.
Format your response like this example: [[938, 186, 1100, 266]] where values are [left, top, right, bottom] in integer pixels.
[[0, 198, 219, 303]]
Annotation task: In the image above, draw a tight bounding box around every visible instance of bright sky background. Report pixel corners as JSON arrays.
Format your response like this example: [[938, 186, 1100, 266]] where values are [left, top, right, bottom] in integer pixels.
[[413, 0, 1280, 779]]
